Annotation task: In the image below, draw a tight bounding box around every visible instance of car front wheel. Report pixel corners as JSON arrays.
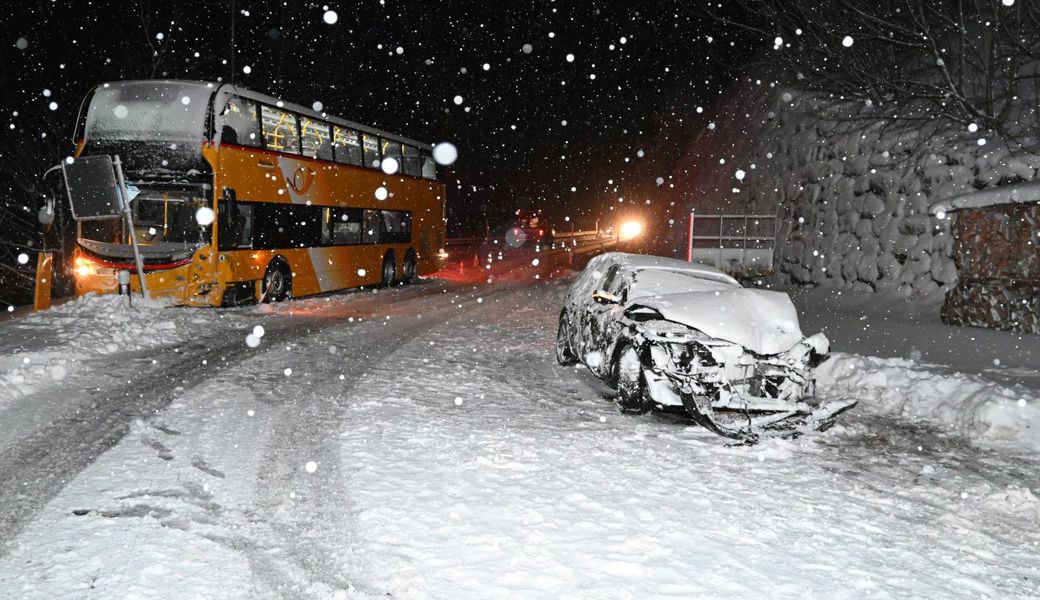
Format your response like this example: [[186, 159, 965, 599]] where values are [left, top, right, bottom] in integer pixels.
[[615, 345, 648, 414], [556, 313, 576, 366]]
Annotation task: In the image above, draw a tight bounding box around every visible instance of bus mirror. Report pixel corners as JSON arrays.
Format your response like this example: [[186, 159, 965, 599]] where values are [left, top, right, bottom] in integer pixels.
[[61, 155, 123, 220]]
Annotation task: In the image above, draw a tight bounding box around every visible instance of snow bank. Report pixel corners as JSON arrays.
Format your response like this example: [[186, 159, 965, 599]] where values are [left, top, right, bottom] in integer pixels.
[[817, 352, 1040, 451], [2, 294, 198, 403]]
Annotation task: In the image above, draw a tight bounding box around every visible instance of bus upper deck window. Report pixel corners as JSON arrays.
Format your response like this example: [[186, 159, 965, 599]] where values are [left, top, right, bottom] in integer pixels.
[[300, 118, 333, 161], [332, 126, 362, 166], [381, 139, 402, 167], [261, 105, 300, 154], [362, 134, 380, 168], [220, 97, 260, 147], [421, 154, 437, 179], [402, 145, 421, 177]]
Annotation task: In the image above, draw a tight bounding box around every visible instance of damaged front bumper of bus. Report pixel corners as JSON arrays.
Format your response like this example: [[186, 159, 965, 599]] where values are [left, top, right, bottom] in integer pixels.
[[73, 240, 224, 306]]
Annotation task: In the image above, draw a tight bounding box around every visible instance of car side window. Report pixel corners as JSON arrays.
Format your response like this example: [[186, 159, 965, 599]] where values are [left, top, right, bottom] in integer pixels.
[[600, 264, 622, 293]]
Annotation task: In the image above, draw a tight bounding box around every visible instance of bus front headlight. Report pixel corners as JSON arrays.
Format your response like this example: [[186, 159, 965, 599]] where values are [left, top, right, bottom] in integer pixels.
[[74, 256, 96, 277]]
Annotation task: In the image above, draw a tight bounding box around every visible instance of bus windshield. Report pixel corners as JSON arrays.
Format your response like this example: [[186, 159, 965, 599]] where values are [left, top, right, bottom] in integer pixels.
[[83, 82, 212, 144], [79, 190, 211, 251]]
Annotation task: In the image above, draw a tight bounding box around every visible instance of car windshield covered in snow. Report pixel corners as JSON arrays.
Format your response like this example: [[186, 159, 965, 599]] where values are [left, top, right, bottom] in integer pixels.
[[627, 268, 738, 300]]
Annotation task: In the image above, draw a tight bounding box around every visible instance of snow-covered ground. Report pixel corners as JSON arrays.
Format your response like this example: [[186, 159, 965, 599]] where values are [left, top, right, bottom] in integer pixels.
[[0, 251, 1038, 598]]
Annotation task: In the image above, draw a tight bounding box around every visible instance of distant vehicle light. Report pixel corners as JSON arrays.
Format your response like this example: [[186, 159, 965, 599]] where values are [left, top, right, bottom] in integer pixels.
[[619, 220, 643, 241]]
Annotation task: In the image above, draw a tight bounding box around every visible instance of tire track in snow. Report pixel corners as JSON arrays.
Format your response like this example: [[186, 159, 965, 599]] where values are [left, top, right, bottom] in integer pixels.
[[240, 281, 536, 597], [0, 281, 455, 556]]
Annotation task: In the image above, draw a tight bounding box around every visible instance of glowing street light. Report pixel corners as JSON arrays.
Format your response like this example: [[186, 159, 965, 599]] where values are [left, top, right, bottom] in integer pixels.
[[619, 220, 643, 241]]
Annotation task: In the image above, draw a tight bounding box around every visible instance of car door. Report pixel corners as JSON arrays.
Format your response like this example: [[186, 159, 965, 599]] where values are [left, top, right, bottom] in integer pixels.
[[582, 263, 627, 375]]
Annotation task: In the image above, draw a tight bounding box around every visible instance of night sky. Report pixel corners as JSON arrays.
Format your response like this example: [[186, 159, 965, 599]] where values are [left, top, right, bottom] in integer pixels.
[[0, 0, 758, 235]]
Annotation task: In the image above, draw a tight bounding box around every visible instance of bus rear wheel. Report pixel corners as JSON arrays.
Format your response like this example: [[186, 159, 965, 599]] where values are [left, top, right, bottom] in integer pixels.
[[402, 251, 418, 284], [380, 253, 397, 288], [262, 260, 292, 303]]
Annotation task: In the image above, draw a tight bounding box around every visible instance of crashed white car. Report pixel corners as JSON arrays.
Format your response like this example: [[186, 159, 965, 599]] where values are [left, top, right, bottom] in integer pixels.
[[557, 253, 854, 441]]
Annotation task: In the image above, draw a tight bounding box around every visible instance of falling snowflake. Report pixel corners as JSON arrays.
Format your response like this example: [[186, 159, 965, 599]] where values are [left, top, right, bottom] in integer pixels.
[[433, 142, 458, 165], [195, 207, 215, 226]]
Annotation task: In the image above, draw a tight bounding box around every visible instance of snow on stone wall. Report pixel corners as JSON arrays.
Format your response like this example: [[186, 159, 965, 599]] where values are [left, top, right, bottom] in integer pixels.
[[695, 88, 1040, 298]]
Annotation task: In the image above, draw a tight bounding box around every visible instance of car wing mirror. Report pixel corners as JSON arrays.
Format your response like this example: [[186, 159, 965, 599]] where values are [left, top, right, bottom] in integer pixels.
[[592, 290, 621, 305]]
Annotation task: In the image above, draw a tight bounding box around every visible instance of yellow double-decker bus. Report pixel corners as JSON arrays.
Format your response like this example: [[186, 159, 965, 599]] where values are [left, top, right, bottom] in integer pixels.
[[69, 80, 447, 306]]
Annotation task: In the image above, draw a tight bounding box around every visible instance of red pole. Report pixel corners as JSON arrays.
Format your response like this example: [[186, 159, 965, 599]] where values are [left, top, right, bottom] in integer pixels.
[[687, 212, 694, 262]]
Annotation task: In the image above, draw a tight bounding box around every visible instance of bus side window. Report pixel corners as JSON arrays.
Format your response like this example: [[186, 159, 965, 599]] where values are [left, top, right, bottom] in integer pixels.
[[381, 210, 412, 243], [330, 208, 362, 244], [332, 126, 362, 165], [362, 134, 380, 168], [253, 204, 321, 248], [421, 154, 437, 179], [236, 205, 253, 247], [402, 145, 421, 177], [217, 195, 253, 250], [261, 105, 300, 154], [381, 139, 402, 171], [300, 118, 333, 160], [363, 209, 381, 244], [220, 96, 260, 147]]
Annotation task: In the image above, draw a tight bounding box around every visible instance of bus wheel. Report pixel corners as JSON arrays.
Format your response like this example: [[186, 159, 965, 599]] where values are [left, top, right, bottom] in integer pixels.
[[402, 251, 418, 284], [262, 260, 292, 302], [380, 253, 397, 288]]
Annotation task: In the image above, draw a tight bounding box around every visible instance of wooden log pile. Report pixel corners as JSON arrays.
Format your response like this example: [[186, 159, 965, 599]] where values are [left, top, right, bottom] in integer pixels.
[[942, 203, 1040, 334]]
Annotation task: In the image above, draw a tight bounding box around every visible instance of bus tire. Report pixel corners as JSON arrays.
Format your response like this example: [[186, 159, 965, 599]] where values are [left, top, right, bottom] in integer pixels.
[[402, 250, 418, 284], [380, 252, 397, 288], [262, 259, 292, 303]]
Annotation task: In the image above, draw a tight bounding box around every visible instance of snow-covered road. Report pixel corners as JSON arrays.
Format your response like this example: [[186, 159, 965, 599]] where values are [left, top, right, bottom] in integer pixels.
[[0, 250, 1038, 598]]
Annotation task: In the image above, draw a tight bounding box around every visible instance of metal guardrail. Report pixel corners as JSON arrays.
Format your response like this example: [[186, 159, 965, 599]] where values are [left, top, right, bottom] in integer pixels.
[[686, 213, 777, 272], [445, 229, 604, 248]]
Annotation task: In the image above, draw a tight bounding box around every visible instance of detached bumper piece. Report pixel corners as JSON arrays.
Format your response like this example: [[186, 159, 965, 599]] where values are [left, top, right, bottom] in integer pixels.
[[679, 393, 858, 444]]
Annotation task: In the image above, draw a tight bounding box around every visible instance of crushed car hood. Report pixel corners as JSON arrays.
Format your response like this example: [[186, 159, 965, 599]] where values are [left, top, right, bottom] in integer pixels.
[[630, 288, 805, 355]]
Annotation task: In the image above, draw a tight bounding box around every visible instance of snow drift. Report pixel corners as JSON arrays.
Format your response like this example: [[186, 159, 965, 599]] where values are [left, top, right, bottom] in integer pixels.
[[817, 353, 1040, 452]]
